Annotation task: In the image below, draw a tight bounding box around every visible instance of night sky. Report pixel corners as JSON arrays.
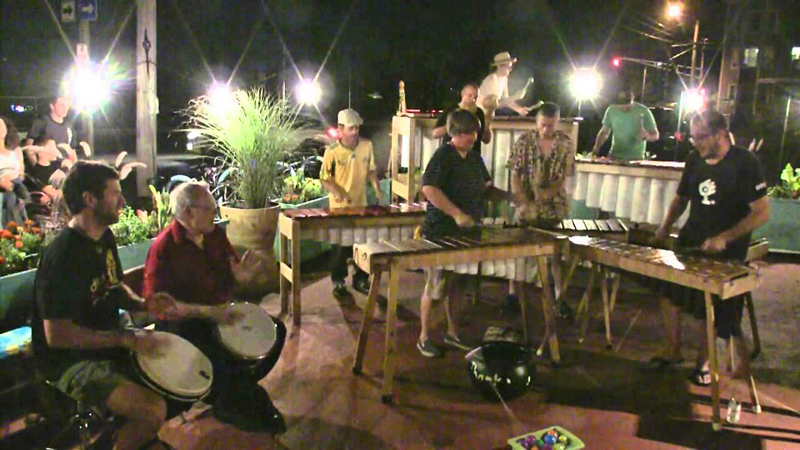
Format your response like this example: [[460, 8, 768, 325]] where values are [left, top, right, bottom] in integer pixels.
[[1, 0, 728, 133]]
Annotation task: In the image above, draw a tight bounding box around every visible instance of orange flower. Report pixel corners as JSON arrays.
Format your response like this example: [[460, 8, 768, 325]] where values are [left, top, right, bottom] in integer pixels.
[[291, 194, 299, 201], [0, 256, 5, 265], [0, 230, 12, 239], [24, 220, 34, 226], [31, 227, 41, 234], [14, 239, 24, 249], [5, 221, 17, 231]]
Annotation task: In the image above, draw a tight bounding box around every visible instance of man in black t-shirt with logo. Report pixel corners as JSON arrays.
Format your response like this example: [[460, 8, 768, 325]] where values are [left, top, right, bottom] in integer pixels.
[[32, 161, 178, 450], [416, 109, 510, 357], [647, 111, 769, 409]]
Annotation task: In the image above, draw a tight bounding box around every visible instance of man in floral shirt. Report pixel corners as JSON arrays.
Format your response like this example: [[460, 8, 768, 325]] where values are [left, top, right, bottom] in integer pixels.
[[508, 102, 574, 313]]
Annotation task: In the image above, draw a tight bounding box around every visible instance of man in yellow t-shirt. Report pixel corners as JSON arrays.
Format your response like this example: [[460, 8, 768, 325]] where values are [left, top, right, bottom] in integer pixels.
[[320, 109, 383, 295]]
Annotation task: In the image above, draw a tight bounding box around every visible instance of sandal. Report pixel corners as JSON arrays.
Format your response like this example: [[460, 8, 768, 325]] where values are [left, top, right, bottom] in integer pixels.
[[688, 367, 712, 387], [644, 356, 684, 372]]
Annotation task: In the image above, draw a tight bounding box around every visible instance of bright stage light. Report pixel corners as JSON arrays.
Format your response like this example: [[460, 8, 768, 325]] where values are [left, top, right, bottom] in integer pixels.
[[569, 69, 603, 101], [208, 82, 235, 108], [667, 2, 683, 20], [66, 65, 112, 113], [295, 80, 322, 106], [685, 89, 706, 111]]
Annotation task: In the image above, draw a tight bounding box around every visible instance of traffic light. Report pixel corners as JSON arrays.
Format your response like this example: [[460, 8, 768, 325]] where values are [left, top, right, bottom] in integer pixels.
[[612, 57, 622, 68]]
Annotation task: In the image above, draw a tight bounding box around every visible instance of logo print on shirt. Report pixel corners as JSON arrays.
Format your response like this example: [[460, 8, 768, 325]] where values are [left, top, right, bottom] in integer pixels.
[[699, 179, 717, 205]]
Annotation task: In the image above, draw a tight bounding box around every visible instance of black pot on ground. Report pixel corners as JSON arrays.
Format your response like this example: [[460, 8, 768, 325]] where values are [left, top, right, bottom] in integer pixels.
[[467, 341, 533, 402]]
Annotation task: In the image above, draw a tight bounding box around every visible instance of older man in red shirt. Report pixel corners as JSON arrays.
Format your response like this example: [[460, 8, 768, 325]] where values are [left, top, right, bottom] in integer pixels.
[[143, 181, 286, 433]]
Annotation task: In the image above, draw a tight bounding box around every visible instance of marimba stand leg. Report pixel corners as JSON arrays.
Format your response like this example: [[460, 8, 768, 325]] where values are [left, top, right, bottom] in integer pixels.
[[704, 292, 722, 431], [291, 221, 303, 326], [380, 265, 400, 404], [352, 270, 383, 376], [559, 256, 581, 304], [744, 293, 761, 360], [727, 322, 762, 416], [577, 264, 598, 344], [600, 268, 613, 350], [537, 256, 560, 364], [609, 271, 621, 313], [279, 232, 291, 318], [748, 375, 762, 414], [519, 281, 530, 344]]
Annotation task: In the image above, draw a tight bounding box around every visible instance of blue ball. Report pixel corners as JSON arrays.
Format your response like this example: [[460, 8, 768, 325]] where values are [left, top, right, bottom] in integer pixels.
[[543, 434, 557, 445]]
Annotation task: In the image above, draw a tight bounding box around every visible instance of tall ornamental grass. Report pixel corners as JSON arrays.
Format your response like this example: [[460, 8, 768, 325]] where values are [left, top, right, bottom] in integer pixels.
[[183, 87, 310, 209]]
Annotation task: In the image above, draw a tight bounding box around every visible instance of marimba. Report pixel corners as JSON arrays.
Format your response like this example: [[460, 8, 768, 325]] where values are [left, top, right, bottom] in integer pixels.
[[572, 158, 688, 226], [350, 227, 564, 403], [278, 203, 427, 325], [550, 218, 628, 235], [568, 236, 762, 430]]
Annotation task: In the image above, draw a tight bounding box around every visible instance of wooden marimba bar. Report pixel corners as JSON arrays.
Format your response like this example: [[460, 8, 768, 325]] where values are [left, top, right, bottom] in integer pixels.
[[551, 218, 629, 235], [278, 203, 427, 325], [351, 227, 564, 403], [568, 236, 763, 430]]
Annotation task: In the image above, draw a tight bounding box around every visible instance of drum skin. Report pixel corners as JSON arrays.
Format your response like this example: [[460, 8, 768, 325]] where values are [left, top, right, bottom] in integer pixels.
[[133, 331, 213, 402], [468, 341, 533, 402], [216, 302, 277, 360]]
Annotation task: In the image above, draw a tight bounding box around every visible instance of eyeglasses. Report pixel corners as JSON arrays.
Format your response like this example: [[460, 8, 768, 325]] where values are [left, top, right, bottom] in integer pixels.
[[689, 132, 713, 146]]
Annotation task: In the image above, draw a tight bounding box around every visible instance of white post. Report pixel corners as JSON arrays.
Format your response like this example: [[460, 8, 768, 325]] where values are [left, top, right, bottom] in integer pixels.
[[136, 0, 157, 197]]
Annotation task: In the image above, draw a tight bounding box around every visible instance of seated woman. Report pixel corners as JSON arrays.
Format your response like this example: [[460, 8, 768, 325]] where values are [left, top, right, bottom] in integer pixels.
[[0, 116, 31, 222], [23, 136, 66, 205]]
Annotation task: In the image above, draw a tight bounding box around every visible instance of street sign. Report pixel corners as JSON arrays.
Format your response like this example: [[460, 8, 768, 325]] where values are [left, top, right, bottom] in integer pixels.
[[61, 0, 76, 23], [79, 0, 97, 21]]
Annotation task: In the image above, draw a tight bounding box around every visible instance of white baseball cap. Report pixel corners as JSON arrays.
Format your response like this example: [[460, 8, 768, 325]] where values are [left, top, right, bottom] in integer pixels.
[[337, 109, 363, 127]]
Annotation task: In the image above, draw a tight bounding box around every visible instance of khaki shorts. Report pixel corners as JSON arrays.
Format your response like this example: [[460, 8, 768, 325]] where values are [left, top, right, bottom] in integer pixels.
[[423, 268, 452, 300], [55, 359, 136, 414]]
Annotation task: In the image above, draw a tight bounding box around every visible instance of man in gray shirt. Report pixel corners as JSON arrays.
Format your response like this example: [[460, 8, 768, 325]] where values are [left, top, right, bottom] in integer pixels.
[[24, 93, 78, 166]]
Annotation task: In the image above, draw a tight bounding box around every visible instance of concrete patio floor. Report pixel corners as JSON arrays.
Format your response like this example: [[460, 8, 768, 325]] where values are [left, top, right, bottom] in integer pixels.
[[153, 252, 800, 450]]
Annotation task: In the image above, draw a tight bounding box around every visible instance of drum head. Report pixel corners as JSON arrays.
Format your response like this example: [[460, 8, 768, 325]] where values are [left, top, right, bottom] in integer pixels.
[[134, 331, 213, 401], [216, 303, 277, 360]]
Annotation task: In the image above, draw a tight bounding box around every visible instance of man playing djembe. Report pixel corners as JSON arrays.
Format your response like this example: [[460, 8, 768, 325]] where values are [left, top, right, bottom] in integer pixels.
[[143, 181, 287, 433]]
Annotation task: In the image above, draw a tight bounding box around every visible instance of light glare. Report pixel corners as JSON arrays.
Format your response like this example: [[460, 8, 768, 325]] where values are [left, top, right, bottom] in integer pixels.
[[667, 2, 683, 20], [295, 80, 322, 106], [66, 66, 112, 113], [685, 89, 705, 111], [569, 69, 603, 101]]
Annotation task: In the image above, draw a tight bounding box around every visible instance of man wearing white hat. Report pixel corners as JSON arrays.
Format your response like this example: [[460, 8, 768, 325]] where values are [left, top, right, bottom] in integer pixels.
[[477, 52, 534, 116], [320, 109, 383, 295]]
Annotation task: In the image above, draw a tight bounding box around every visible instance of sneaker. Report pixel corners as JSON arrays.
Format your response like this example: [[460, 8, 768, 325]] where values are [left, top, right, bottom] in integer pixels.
[[333, 281, 348, 297], [417, 339, 442, 358], [443, 334, 473, 351]]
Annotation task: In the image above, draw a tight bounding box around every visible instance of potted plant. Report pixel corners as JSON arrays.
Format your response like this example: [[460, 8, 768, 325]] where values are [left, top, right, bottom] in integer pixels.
[[183, 87, 310, 294], [0, 221, 45, 329], [754, 163, 800, 253], [272, 166, 330, 262]]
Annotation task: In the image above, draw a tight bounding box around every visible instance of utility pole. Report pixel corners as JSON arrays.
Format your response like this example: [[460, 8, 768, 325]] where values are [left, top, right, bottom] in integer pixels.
[[690, 19, 699, 89], [78, 20, 94, 151], [136, 0, 157, 197]]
